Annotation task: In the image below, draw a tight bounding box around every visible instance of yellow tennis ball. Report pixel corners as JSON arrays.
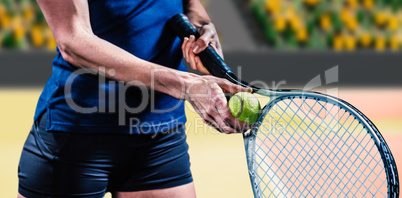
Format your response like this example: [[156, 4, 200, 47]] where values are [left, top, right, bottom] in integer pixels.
[[228, 92, 261, 125]]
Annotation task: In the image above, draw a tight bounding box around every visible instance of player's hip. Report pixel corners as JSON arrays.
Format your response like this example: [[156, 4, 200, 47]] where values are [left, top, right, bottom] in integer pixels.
[[18, 112, 192, 197]]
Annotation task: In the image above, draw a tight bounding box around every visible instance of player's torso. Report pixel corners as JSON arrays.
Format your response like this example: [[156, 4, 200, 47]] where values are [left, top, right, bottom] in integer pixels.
[[34, 0, 187, 134], [88, 0, 184, 60]]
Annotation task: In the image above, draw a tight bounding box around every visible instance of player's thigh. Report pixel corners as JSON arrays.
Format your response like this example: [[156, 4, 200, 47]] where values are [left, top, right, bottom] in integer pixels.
[[18, 130, 110, 198], [112, 182, 196, 198]]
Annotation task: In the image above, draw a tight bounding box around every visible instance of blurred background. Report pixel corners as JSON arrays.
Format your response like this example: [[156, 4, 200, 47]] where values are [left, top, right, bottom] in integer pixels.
[[1, 0, 401, 197]]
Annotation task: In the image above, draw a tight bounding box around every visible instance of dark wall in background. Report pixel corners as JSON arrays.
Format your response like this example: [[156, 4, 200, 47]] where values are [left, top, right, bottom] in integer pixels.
[[1, 51, 401, 88], [1, 51, 55, 87], [223, 51, 402, 88]]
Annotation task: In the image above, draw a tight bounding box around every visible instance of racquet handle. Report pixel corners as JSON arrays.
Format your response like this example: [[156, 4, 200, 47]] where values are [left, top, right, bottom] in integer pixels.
[[168, 14, 234, 78]]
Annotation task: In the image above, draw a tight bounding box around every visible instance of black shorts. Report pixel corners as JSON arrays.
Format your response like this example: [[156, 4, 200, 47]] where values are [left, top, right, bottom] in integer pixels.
[[18, 113, 192, 198]]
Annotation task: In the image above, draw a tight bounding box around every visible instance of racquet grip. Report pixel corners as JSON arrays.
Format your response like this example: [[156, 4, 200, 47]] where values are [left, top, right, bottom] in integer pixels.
[[168, 14, 234, 78]]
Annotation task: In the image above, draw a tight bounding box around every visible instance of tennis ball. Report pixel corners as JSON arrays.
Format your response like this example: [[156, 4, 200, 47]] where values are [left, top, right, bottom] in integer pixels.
[[228, 92, 261, 125]]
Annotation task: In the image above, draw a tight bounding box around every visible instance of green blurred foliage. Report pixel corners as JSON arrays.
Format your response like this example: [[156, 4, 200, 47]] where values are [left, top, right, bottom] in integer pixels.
[[249, 0, 402, 51], [0, 0, 56, 51]]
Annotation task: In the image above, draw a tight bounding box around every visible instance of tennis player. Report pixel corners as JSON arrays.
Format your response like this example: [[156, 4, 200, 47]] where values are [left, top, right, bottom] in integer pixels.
[[18, 0, 250, 197]]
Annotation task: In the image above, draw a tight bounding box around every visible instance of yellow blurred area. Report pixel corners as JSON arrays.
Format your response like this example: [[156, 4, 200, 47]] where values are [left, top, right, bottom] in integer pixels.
[[0, 1, 56, 50], [360, 33, 372, 47], [303, 0, 321, 7], [2, 0, 402, 51], [320, 14, 331, 31], [265, 0, 281, 15], [375, 36, 387, 51], [253, 0, 402, 51], [296, 28, 308, 42], [375, 12, 388, 27], [363, 0, 374, 10]]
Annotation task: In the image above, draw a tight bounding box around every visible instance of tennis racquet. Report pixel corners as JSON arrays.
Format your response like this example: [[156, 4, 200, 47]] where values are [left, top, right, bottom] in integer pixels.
[[168, 14, 399, 198]]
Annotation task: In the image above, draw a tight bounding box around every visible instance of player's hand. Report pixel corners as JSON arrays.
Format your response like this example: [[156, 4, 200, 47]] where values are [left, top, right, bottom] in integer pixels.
[[185, 74, 252, 134], [181, 23, 223, 75]]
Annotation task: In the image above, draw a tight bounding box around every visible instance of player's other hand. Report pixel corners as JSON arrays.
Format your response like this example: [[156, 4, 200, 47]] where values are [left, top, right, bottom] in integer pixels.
[[185, 74, 252, 134], [181, 23, 223, 75]]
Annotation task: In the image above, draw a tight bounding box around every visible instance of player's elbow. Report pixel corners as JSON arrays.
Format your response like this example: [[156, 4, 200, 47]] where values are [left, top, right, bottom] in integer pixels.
[[57, 32, 93, 67], [56, 35, 78, 66], [57, 39, 75, 65]]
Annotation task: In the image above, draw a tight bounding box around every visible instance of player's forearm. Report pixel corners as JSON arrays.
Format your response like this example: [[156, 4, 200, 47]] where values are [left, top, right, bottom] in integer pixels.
[[58, 33, 193, 100], [183, 0, 211, 28]]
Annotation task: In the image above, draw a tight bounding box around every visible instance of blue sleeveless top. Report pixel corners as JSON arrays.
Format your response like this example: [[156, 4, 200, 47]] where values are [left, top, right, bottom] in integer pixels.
[[34, 0, 187, 134]]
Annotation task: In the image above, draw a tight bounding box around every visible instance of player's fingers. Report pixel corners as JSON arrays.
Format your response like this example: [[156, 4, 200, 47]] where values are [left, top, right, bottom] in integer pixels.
[[192, 103, 221, 132], [182, 37, 195, 70], [211, 103, 249, 133], [188, 52, 197, 70], [182, 37, 188, 59], [203, 120, 220, 132], [186, 35, 195, 58], [186, 36, 197, 70], [195, 56, 210, 75], [207, 108, 237, 134], [218, 79, 253, 94], [209, 41, 224, 59], [193, 29, 214, 54], [208, 84, 242, 133], [202, 114, 221, 132], [211, 95, 250, 132], [221, 109, 251, 132], [188, 51, 197, 71], [185, 35, 195, 66]]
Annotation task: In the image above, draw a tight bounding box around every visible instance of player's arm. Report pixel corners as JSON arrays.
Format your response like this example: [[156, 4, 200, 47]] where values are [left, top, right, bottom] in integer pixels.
[[182, 0, 223, 75], [36, 0, 250, 133]]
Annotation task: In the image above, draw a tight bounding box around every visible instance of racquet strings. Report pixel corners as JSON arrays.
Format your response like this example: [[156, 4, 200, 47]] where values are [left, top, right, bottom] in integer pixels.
[[250, 97, 388, 198]]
